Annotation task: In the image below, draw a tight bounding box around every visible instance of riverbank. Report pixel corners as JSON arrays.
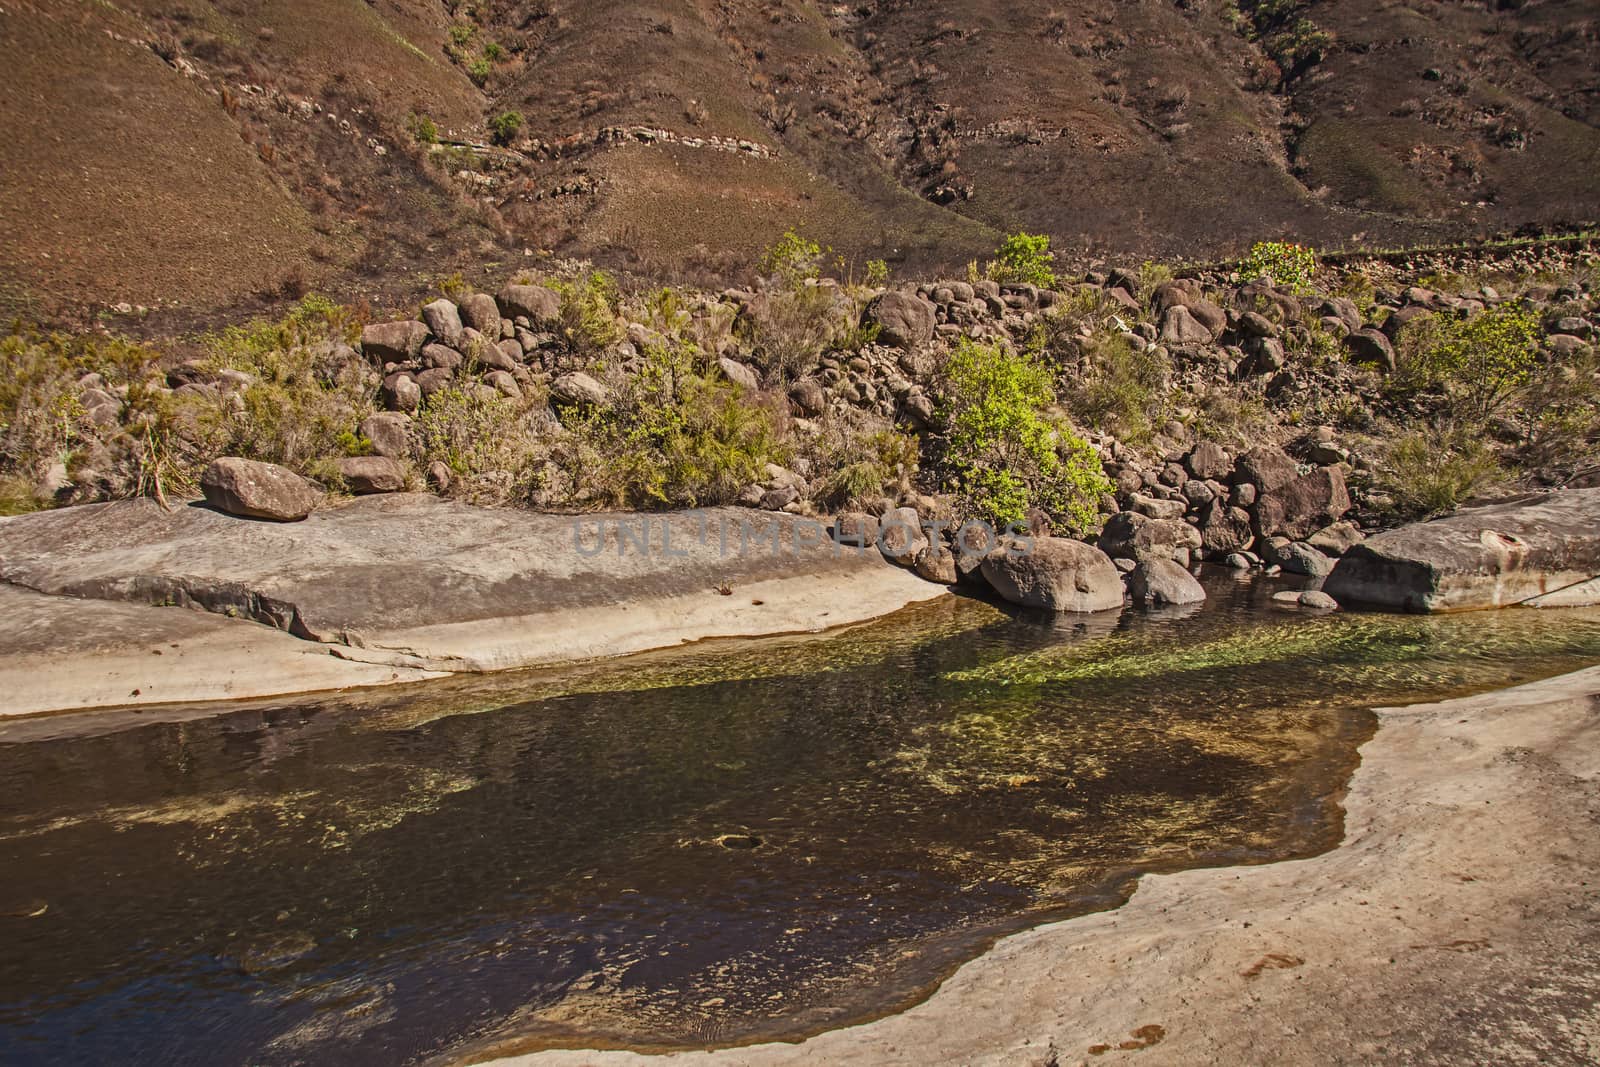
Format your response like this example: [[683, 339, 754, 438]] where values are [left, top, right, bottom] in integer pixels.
[[479, 664, 1600, 1066], [0, 496, 946, 717]]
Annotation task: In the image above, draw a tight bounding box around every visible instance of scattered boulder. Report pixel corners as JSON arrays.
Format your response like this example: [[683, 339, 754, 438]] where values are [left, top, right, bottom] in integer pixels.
[[1308, 522, 1365, 557], [457, 293, 502, 340], [1344, 329, 1396, 373], [1276, 541, 1335, 578], [360, 413, 412, 459], [382, 373, 422, 413], [421, 299, 464, 349], [361, 321, 429, 364], [864, 292, 936, 349], [550, 372, 608, 408], [913, 544, 959, 585], [788, 378, 827, 417], [1236, 446, 1300, 493], [877, 506, 929, 565], [718, 357, 760, 391], [1186, 441, 1232, 481], [1198, 500, 1254, 557], [981, 537, 1124, 613], [1097, 511, 1203, 563], [200, 458, 321, 522], [1160, 305, 1212, 345], [421, 343, 463, 371], [1254, 466, 1351, 541], [337, 456, 407, 495], [497, 284, 562, 325], [834, 511, 880, 548], [1128, 558, 1207, 606], [1273, 590, 1339, 611]]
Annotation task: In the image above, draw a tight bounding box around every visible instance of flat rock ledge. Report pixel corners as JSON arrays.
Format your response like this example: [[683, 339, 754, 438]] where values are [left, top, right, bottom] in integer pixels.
[[478, 665, 1600, 1067], [1326, 488, 1600, 612], [0, 496, 945, 716]]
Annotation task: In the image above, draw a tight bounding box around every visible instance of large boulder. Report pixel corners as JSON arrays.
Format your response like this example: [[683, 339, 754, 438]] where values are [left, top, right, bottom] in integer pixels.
[[336, 456, 407, 495], [200, 458, 321, 522], [1096, 511, 1203, 563], [864, 292, 936, 349], [1235, 446, 1300, 493], [1159, 305, 1212, 345], [1254, 466, 1351, 541], [1186, 441, 1232, 481], [981, 537, 1124, 613], [1128, 558, 1207, 606], [497, 284, 562, 326], [718, 357, 760, 391], [361, 320, 429, 364], [1198, 500, 1254, 556], [788, 377, 827, 417], [360, 413, 412, 459], [1324, 490, 1600, 611], [1344, 329, 1396, 373], [457, 293, 502, 340]]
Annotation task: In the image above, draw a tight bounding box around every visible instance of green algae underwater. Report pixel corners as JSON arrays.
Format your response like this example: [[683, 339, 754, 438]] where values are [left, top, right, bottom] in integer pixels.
[[2, 573, 1598, 1065]]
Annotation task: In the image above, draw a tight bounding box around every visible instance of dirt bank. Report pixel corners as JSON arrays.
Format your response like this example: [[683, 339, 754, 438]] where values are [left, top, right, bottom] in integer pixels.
[[480, 665, 1600, 1066]]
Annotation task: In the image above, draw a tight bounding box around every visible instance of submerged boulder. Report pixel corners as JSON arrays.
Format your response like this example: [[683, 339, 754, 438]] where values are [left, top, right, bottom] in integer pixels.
[[1324, 489, 1600, 611], [200, 458, 321, 522], [981, 537, 1123, 613]]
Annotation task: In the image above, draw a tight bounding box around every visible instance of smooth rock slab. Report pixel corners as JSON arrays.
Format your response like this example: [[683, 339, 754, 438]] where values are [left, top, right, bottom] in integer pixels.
[[0, 497, 944, 672], [1324, 489, 1600, 611]]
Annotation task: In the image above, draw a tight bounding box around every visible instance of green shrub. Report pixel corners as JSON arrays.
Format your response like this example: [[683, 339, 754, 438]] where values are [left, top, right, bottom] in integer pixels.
[[482, 40, 506, 63], [448, 23, 473, 46], [985, 232, 1058, 289], [941, 338, 1110, 532], [415, 384, 534, 488], [488, 110, 523, 146], [409, 113, 439, 145], [742, 230, 855, 383], [813, 418, 919, 509], [1242, 240, 1318, 293], [1393, 305, 1540, 423], [1067, 333, 1171, 444], [1379, 428, 1501, 520], [569, 341, 791, 508], [760, 229, 824, 286], [548, 269, 622, 354], [467, 58, 492, 85]]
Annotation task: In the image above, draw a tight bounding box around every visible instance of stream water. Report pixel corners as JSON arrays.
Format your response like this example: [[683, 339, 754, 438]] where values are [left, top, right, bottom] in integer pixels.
[[2, 573, 1599, 1065]]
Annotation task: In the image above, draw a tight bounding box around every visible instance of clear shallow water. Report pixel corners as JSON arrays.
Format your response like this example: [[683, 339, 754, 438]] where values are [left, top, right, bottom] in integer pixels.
[[1, 574, 1598, 1065]]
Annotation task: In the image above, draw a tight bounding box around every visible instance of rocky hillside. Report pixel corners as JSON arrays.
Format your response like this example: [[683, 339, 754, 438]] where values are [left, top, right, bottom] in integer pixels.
[[1, 0, 1595, 320]]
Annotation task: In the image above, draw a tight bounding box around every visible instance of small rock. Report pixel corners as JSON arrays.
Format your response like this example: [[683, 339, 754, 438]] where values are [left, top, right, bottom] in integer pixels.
[[337, 456, 406, 494], [1128, 558, 1207, 606]]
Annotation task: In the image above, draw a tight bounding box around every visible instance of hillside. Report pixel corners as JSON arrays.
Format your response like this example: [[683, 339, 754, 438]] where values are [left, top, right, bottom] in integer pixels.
[[1, 0, 1596, 320]]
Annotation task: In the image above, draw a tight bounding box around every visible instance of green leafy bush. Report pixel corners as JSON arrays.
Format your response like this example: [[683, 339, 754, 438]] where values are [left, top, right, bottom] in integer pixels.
[[467, 58, 492, 85], [985, 232, 1058, 289], [1379, 428, 1501, 520], [1241, 240, 1318, 293], [488, 110, 523, 146], [940, 338, 1110, 532], [742, 230, 852, 383], [415, 384, 536, 492], [1393, 305, 1540, 422]]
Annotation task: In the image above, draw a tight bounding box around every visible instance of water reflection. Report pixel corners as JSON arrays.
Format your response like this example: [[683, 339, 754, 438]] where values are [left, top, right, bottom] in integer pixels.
[[0, 576, 1596, 1065]]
